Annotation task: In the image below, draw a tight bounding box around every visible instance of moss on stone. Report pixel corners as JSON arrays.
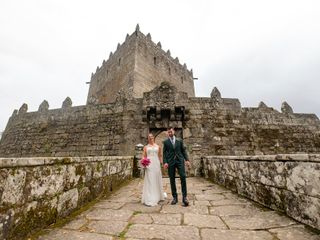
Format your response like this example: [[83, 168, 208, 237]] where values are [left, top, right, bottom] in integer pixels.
[[96, 162, 102, 172], [133, 211, 142, 215], [75, 164, 86, 176], [41, 167, 51, 176], [8, 201, 58, 240], [28, 177, 132, 239], [60, 157, 72, 164]]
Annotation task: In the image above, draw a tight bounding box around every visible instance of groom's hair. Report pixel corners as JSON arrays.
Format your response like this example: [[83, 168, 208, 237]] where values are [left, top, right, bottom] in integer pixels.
[[167, 126, 175, 130]]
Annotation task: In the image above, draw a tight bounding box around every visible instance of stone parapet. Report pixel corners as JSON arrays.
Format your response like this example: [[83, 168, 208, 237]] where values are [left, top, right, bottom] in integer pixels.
[[0, 156, 133, 239], [202, 154, 320, 230], [1, 83, 320, 159], [205, 154, 320, 162], [0, 103, 126, 157]]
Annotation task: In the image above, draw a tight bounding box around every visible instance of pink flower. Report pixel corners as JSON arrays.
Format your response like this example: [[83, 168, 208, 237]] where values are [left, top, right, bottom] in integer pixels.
[[140, 158, 151, 168]]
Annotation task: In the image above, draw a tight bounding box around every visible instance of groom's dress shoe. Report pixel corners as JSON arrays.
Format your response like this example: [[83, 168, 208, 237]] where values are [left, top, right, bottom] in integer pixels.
[[183, 197, 189, 207], [171, 198, 178, 205]]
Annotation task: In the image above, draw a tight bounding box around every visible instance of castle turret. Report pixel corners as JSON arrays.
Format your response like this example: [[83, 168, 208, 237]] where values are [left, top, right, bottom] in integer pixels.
[[87, 25, 195, 104]]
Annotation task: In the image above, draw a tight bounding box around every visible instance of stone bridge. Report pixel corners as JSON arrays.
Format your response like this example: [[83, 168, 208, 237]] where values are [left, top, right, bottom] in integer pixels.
[[0, 153, 319, 239]]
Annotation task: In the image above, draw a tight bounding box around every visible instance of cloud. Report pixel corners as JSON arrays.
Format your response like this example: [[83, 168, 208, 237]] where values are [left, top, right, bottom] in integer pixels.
[[0, 0, 320, 131]]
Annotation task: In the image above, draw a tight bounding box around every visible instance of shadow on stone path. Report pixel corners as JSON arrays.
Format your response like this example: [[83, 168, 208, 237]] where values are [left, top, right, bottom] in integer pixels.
[[37, 178, 320, 240]]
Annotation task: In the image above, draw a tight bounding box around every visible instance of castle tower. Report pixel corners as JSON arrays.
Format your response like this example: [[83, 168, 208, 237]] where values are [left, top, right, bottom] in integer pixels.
[[87, 25, 195, 104]]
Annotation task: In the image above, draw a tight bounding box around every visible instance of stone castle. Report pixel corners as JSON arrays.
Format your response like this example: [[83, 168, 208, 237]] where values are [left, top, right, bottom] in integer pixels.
[[1, 24, 319, 162], [0, 25, 320, 239]]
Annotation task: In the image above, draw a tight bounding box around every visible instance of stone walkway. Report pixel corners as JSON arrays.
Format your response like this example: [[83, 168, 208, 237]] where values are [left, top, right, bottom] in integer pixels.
[[37, 178, 319, 240]]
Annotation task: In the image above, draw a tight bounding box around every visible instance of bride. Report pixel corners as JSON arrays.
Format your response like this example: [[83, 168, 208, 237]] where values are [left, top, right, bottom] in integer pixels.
[[141, 133, 165, 206]]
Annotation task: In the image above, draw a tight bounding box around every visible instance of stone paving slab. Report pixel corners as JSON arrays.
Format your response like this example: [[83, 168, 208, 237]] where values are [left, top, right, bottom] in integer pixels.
[[194, 200, 211, 206], [150, 213, 182, 225], [161, 204, 209, 214], [125, 224, 200, 240], [222, 211, 297, 230], [201, 229, 274, 240], [184, 213, 227, 229], [87, 220, 128, 235], [210, 198, 249, 206], [107, 194, 140, 203], [130, 213, 153, 224], [269, 225, 320, 240], [122, 202, 162, 213], [209, 204, 264, 216], [62, 217, 88, 230], [195, 193, 226, 201], [223, 192, 248, 200], [37, 177, 320, 239], [93, 200, 125, 209], [86, 208, 133, 221], [203, 188, 232, 194], [38, 229, 113, 240]]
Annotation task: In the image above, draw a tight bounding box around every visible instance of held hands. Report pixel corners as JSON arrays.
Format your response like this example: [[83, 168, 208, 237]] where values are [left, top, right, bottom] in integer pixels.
[[185, 160, 191, 169], [163, 162, 190, 169]]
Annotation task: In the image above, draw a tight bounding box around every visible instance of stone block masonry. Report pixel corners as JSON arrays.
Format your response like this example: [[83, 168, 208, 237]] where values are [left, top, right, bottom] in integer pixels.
[[0, 103, 127, 157], [202, 154, 320, 230], [87, 24, 194, 105], [1, 83, 320, 163], [0, 156, 133, 240]]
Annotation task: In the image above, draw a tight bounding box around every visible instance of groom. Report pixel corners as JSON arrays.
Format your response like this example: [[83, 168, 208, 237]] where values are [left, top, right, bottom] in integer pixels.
[[163, 127, 190, 206]]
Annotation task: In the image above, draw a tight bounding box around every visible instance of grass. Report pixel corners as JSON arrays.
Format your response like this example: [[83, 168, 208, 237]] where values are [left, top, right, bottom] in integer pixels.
[[118, 223, 133, 239]]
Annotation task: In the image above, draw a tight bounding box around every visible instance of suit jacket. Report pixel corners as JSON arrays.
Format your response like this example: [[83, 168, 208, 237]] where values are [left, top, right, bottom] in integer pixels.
[[163, 137, 189, 166]]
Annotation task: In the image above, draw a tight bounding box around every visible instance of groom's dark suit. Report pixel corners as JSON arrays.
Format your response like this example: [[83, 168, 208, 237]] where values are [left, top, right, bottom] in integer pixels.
[[163, 137, 189, 200]]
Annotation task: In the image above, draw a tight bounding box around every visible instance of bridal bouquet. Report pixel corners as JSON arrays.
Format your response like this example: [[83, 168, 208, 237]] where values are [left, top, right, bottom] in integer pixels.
[[140, 157, 151, 168]]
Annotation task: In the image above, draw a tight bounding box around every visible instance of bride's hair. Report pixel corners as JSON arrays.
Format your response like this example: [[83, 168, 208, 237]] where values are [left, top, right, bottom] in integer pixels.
[[147, 133, 154, 144]]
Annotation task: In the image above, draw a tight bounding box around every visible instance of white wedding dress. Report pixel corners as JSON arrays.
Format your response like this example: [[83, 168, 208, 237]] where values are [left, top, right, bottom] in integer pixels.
[[141, 144, 165, 206]]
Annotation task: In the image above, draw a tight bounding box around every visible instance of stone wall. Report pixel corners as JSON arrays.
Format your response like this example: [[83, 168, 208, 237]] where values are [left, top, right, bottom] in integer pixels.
[[0, 156, 133, 239], [0, 103, 126, 157], [134, 28, 194, 99], [1, 83, 320, 162], [185, 97, 320, 157], [183, 96, 320, 175], [86, 25, 195, 105], [202, 154, 320, 230], [87, 31, 137, 104]]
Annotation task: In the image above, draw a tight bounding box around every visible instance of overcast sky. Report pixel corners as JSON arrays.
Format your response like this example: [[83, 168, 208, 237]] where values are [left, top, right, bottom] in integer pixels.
[[1, 0, 320, 131]]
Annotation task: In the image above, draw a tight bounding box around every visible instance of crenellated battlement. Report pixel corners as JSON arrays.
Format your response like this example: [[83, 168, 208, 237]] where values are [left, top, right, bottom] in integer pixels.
[[134, 26, 193, 77], [87, 24, 195, 105], [2, 83, 319, 158], [92, 25, 193, 80]]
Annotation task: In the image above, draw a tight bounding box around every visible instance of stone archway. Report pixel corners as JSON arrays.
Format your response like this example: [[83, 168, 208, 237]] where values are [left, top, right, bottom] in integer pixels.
[[154, 130, 168, 147], [150, 129, 168, 177]]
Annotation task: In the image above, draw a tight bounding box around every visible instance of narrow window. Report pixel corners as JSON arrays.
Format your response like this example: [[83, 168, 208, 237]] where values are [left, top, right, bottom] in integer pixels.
[[169, 67, 171, 75], [181, 76, 183, 83], [154, 57, 157, 65], [118, 58, 121, 66]]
